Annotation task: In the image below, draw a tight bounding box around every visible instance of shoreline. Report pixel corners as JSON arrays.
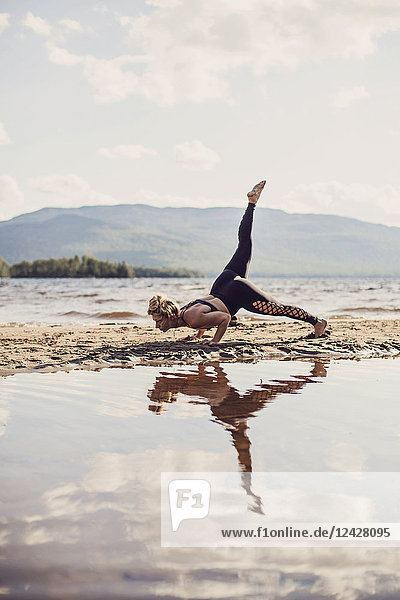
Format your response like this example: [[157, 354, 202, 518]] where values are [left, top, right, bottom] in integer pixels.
[[1, 318, 400, 378]]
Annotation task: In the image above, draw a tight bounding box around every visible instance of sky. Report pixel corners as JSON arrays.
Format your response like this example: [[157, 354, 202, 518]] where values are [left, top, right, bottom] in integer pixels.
[[1, 0, 400, 226]]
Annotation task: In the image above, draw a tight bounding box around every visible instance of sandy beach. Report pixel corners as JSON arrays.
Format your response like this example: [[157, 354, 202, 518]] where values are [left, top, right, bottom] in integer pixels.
[[1, 317, 399, 377]]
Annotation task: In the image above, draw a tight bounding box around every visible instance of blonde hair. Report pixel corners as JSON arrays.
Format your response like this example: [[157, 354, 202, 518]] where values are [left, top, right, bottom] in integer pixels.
[[148, 294, 180, 319]]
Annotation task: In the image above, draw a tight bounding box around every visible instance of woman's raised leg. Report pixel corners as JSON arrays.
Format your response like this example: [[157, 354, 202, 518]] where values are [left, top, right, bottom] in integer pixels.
[[223, 180, 266, 278]]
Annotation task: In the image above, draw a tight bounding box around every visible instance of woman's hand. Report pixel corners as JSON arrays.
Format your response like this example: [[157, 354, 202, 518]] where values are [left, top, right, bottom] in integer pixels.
[[179, 334, 200, 341], [179, 332, 210, 342]]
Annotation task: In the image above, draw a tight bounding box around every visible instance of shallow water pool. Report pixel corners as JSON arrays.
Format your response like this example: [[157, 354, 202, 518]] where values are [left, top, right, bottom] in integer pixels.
[[1, 358, 400, 599]]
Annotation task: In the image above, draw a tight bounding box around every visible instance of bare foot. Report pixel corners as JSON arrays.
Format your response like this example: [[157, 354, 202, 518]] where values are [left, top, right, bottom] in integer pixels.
[[247, 180, 266, 204], [314, 318, 327, 338]]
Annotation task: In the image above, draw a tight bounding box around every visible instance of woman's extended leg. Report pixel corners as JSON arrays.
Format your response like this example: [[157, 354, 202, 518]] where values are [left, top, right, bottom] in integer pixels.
[[232, 277, 327, 334]]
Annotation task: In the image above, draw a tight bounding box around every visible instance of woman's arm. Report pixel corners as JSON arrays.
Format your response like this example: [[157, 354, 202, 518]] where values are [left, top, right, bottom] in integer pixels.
[[183, 309, 231, 343], [210, 313, 230, 343]]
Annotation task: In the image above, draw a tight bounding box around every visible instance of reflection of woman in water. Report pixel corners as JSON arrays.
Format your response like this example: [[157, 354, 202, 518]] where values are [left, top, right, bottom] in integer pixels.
[[148, 362, 327, 513], [148, 181, 327, 344]]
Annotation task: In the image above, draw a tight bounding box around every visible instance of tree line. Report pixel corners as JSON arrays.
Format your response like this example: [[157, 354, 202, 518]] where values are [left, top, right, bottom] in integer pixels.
[[0, 255, 202, 278]]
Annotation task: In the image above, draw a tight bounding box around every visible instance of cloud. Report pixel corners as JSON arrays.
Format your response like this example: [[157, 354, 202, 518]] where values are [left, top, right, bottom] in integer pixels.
[[279, 181, 400, 227], [45, 41, 83, 66], [27, 1, 400, 105], [0, 175, 24, 221], [0, 122, 10, 145], [132, 188, 230, 208], [59, 19, 84, 33], [145, 0, 183, 7], [332, 85, 369, 109], [98, 144, 157, 159], [81, 54, 146, 104], [92, 3, 110, 15], [23, 11, 52, 37], [0, 13, 10, 35], [28, 174, 116, 208], [41, 48, 147, 102], [116, 0, 400, 104], [174, 140, 220, 171], [23, 12, 85, 46]]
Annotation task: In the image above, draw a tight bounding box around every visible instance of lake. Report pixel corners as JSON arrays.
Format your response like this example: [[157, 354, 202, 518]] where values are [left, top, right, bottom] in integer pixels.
[[1, 358, 400, 598]]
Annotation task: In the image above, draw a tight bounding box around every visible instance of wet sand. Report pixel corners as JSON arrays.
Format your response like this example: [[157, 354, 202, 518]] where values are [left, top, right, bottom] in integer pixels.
[[1, 317, 399, 377]]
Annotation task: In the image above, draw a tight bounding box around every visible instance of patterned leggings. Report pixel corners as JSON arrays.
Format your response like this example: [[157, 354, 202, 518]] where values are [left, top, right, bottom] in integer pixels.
[[210, 203, 318, 325]]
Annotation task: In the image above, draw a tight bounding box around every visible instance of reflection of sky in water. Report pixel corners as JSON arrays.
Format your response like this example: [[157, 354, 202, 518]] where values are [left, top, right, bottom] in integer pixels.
[[0, 359, 400, 598]]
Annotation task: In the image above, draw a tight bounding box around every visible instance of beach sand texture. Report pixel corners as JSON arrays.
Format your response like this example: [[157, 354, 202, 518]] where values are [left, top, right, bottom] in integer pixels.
[[1, 318, 399, 377]]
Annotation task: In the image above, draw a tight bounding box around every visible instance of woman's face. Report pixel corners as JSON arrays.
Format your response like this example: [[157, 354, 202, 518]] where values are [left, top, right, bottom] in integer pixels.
[[152, 313, 172, 332]]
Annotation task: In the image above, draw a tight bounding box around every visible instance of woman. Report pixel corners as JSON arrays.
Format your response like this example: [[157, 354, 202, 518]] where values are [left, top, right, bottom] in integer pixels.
[[148, 181, 327, 343]]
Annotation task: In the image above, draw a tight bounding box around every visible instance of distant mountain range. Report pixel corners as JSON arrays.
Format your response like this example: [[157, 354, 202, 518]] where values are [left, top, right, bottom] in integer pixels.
[[1, 204, 400, 276]]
